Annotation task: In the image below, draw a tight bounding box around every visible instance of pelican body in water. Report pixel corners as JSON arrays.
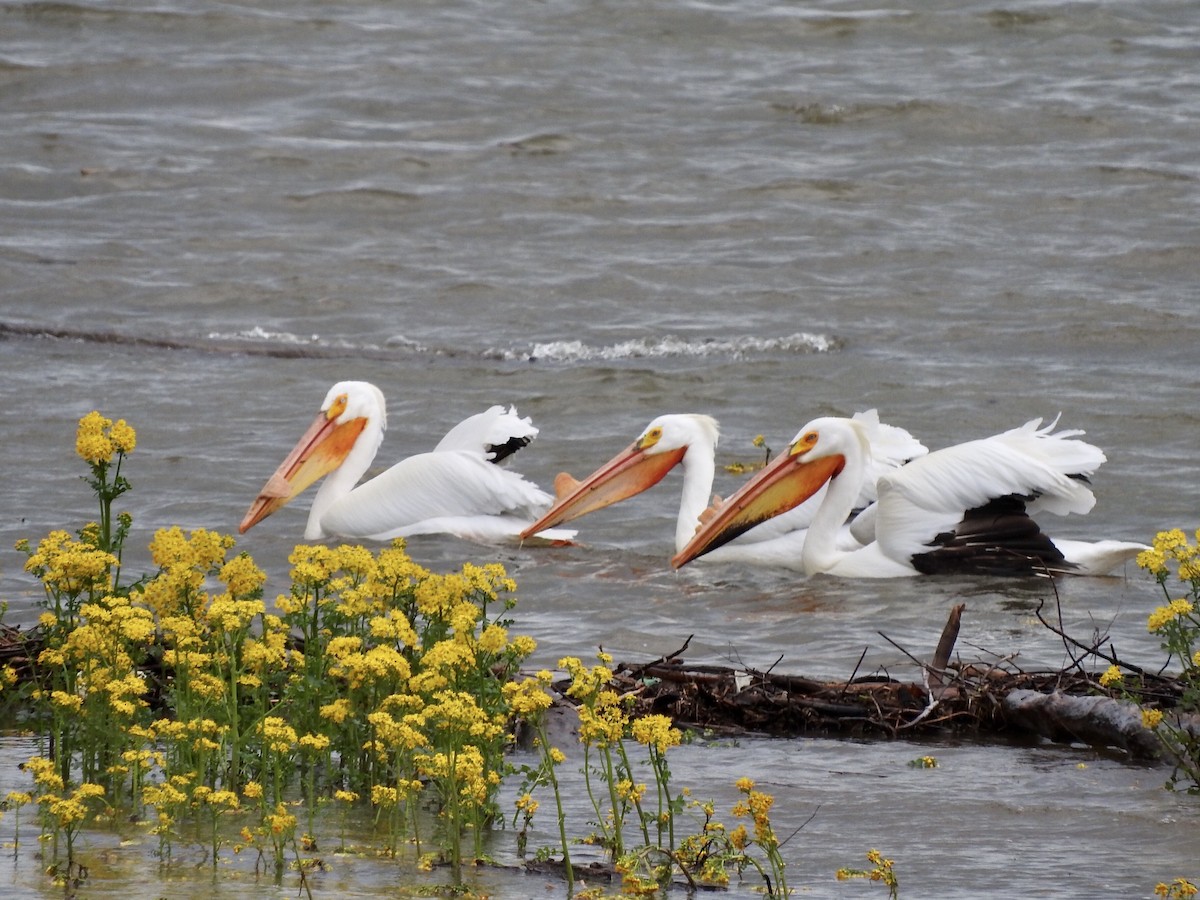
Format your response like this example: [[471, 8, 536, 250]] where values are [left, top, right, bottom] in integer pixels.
[[520, 410, 927, 569], [239, 381, 573, 544], [672, 415, 1147, 578]]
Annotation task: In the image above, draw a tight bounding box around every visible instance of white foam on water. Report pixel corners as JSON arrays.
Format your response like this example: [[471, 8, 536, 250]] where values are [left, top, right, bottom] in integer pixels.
[[491, 332, 841, 362]]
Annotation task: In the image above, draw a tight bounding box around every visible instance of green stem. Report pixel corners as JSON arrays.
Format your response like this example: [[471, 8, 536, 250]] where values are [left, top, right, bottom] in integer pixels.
[[616, 742, 651, 846], [536, 722, 573, 894], [602, 746, 624, 857]]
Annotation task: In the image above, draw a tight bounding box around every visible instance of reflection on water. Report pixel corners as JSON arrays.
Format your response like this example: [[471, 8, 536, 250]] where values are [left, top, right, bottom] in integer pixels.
[[1, 730, 1196, 900]]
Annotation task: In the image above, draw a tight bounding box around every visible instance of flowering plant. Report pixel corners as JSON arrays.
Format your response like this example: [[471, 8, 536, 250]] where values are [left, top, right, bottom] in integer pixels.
[[1133, 529, 1200, 793], [14, 410, 814, 898]]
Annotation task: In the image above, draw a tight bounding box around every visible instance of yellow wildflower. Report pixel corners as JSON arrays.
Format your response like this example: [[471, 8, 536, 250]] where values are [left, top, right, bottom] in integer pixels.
[[319, 698, 352, 725], [630, 714, 682, 755], [515, 792, 539, 816], [616, 779, 646, 804], [509, 634, 537, 658], [729, 823, 749, 850], [220, 553, 266, 598], [1148, 598, 1194, 633], [368, 612, 419, 646], [109, 419, 136, 453], [75, 411, 115, 464], [50, 690, 83, 712], [299, 733, 331, 754], [504, 676, 554, 716], [265, 803, 296, 836], [1156, 879, 1199, 899], [1098, 665, 1124, 687], [257, 716, 297, 753], [371, 785, 399, 808], [1154, 529, 1188, 554], [477, 623, 508, 654], [1142, 708, 1164, 729]]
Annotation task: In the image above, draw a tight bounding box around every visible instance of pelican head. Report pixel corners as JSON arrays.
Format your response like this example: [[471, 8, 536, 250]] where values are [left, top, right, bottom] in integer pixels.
[[519, 414, 717, 539], [239, 381, 386, 534], [671, 416, 862, 568]]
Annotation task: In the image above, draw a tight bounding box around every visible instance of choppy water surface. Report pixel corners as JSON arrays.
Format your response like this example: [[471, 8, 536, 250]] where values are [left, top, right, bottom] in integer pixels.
[[2, 0, 1198, 896]]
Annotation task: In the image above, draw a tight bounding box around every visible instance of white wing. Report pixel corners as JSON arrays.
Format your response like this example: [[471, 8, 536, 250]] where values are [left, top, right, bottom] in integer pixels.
[[854, 408, 928, 506], [873, 417, 1103, 564], [434, 405, 539, 462], [320, 450, 557, 541]]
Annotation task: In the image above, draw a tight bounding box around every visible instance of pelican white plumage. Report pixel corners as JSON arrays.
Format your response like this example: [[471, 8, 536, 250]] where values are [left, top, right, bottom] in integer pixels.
[[672, 415, 1147, 578], [238, 381, 574, 544], [519, 410, 927, 568]]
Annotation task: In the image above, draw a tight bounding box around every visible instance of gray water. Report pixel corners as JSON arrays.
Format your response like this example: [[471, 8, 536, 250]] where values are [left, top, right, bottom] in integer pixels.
[[2, 0, 1198, 896]]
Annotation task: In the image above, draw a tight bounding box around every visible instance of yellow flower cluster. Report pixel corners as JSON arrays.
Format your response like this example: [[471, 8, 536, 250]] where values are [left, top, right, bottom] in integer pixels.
[[732, 777, 778, 849], [630, 714, 682, 756], [265, 803, 297, 836], [41, 783, 106, 829], [1139, 528, 1200, 582], [23, 530, 117, 600], [836, 848, 899, 894], [616, 779, 646, 804], [577, 690, 628, 748], [75, 411, 136, 465], [258, 716, 298, 754], [503, 671, 554, 717], [515, 791, 539, 817], [154, 717, 228, 754], [191, 785, 240, 811], [560, 653, 615, 702], [420, 744, 497, 805], [1098, 664, 1124, 687], [24, 756, 65, 793], [1156, 879, 1199, 899], [1148, 598, 1195, 633], [366, 709, 427, 758], [150, 525, 234, 572]]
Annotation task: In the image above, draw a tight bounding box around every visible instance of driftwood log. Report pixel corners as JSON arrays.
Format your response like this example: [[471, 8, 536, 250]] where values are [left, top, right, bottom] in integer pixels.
[[546, 604, 1188, 763], [2, 605, 1186, 763]]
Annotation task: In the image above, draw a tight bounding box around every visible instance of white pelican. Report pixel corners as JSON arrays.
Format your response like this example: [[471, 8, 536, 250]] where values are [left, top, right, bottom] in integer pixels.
[[239, 381, 575, 544], [671, 415, 1147, 578], [518, 411, 927, 568]]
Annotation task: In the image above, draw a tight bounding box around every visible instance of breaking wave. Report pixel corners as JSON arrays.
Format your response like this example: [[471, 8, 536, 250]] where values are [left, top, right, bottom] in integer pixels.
[[1, 322, 840, 363], [489, 332, 841, 362]]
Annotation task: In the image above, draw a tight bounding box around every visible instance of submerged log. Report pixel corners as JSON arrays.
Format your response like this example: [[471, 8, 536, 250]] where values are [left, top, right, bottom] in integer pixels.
[[1002, 690, 1162, 759]]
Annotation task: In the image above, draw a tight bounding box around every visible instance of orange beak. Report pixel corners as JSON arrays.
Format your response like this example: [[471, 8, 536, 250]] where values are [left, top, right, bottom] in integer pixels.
[[238, 412, 367, 534], [670, 450, 844, 568], [519, 441, 687, 539]]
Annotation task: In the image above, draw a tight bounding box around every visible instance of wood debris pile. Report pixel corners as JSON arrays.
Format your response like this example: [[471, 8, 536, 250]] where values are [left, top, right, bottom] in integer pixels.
[[558, 604, 1185, 762]]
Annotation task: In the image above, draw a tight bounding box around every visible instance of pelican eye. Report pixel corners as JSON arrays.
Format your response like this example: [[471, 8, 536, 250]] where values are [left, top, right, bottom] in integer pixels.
[[326, 393, 349, 421], [638, 426, 664, 450], [790, 431, 819, 456]]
